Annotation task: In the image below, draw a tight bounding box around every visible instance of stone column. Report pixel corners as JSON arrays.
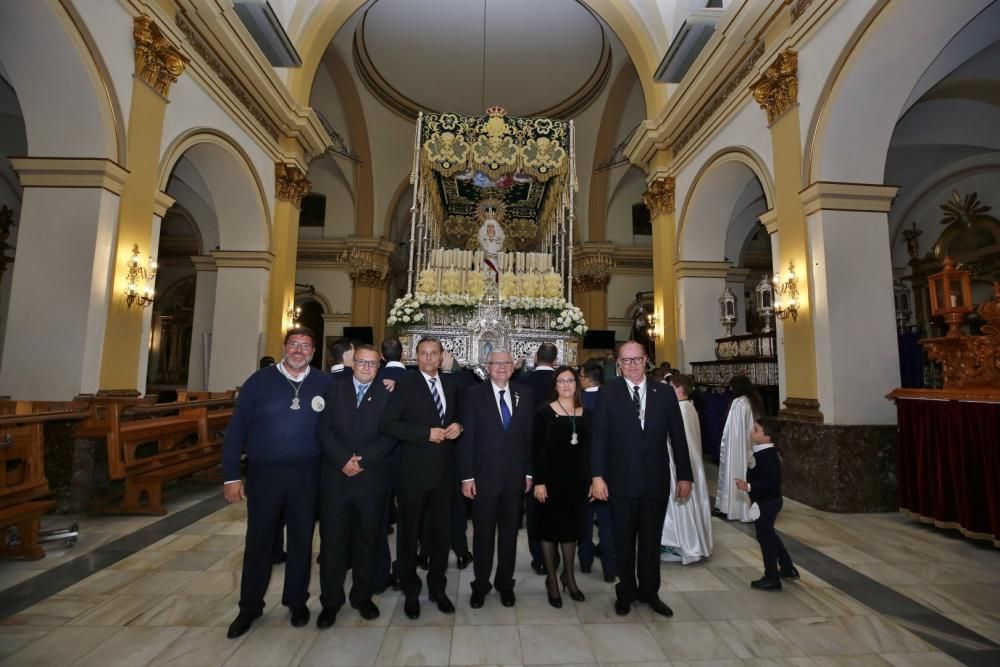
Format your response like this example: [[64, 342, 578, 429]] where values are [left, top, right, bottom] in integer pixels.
[[99, 16, 186, 394], [187, 255, 217, 391], [750, 49, 821, 422], [644, 166, 678, 364], [208, 251, 272, 391], [675, 261, 730, 369], [265, 162, 310, 356], [0, 159, 127, 399], [346, 239, 394, 345]]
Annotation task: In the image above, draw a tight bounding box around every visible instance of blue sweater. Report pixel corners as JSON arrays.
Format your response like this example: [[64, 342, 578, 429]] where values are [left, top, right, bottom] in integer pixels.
[[222, 366, 333, 481]]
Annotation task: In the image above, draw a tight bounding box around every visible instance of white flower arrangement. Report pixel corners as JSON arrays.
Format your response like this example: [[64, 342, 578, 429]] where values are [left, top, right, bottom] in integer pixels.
[[416, 292, 479, 308], [387, 294, 423, 328], [500, 296, 568, 311], [551, 303, 588, 336]]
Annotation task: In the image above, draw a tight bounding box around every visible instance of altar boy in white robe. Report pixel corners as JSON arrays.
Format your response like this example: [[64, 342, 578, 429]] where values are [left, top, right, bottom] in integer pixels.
[[660, 374, 713, 564]]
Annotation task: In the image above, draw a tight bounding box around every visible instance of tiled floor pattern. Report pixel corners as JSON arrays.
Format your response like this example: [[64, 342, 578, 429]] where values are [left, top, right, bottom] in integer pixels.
[[1, 481, 999, 665]]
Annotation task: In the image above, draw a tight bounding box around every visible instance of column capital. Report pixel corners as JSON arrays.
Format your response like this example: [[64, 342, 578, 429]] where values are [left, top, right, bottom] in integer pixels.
[[133, 16, 187, 99], [190, 255, 217, 272], [10, 157, 129, 194], [212, 250, 274, 269], [275, 163, 311, 207], [152, 191, 175, 218], [642, 176, 675, 217], [759, 209, 779, 235], [799, 181, 899, 215], [674, 260, 731, 279], [750, 49, 798, 125]]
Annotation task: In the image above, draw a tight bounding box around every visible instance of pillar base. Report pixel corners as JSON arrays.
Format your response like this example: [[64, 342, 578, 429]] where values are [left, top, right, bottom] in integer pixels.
[[768, 417, 897, 512], [779, 396, 823, 422]]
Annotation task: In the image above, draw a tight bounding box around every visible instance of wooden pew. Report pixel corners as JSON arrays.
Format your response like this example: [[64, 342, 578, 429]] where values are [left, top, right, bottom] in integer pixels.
[[74, 396, 236, 515], [0, 401, 91, 559]]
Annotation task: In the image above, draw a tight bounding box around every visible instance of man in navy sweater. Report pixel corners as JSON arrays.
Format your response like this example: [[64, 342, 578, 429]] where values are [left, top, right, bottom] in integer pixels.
[[222, 327, 332, 638], [735, 419, 799, 591]]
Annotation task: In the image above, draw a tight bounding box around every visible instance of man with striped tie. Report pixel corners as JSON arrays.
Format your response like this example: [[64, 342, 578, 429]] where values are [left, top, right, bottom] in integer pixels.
[[380, 337, 462, 619]]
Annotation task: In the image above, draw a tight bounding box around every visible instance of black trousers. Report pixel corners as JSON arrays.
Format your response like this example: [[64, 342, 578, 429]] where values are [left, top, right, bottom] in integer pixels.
[[420, 483, 470, 558], [610, 495, 668, 603], [318, 474, 388, 609], [471, 493, 521, 594], [239, 462, 318, 615], [754, 497, 793, 578], [397, 484, 452, 599]]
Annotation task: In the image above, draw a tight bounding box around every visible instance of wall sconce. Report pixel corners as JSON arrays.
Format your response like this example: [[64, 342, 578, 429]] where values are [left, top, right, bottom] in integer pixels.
[[771, 261, 799, 321], [646, 312, 659, 342], [286, 300, 302, 327], [124, 244, 156, 308]]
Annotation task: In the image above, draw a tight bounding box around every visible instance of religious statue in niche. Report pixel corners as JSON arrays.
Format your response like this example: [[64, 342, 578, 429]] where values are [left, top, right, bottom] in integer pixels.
[[476, 198, 506, 284]]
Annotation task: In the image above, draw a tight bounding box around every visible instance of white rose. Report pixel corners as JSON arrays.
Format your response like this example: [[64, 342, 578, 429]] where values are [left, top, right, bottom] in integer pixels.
[[413, 313, 424, 322], [402, 315, 411, 323]]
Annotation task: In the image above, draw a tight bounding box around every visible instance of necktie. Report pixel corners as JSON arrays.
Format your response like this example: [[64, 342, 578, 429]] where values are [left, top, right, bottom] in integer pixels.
[[499, 389, 512, 431], [429, 377, 445, 424], [356, 383, 368, 407], [632, 384, 642, 419]]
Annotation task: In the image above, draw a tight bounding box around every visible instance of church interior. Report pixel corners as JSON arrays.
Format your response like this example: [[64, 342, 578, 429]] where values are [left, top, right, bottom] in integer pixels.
[[0, 0, 999, 664]]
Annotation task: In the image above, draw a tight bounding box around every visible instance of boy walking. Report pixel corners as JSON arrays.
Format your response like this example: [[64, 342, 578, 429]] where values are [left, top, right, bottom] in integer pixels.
[[735, 420, 799, 591]]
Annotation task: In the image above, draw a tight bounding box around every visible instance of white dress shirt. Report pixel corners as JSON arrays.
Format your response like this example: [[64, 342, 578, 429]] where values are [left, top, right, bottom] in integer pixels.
[[624, 376, 647, 428], [385, 361, 405, 370]]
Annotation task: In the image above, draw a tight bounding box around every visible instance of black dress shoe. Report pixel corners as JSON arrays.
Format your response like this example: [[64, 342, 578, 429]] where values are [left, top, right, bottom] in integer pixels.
[[614, 597, 631, 616], [416, 554, 430, 570], [290, 605, 310, 627], [780, 566, 800, 580], [227, 611, 261, 638], [352, 599, 380, 620], [580, 562, 592, 574], [751, 576, 782, 591], [272, 551, 287, 565], [316, 607, 339, 629], [404, 598, 420, 619], [603, 573, 617, 583], [428, 592, 455, 614], [643, 596, 674, 617], [469, 590, 486, 609], [499, 589, 516, 607], [531, 563, 547, 576], [456, 552, 473, 570]]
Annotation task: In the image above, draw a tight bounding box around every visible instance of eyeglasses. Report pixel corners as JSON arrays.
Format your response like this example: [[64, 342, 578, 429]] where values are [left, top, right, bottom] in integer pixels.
[[285, 342, 313, 351], [619, 356, 645, 366], [555, 378, 576, 385], [354, 360, 379, 368], [488, 361, 513, 367]]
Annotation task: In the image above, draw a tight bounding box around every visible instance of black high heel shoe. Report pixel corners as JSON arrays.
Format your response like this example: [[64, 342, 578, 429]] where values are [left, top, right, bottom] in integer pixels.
[[560, 572, 585, 602], [545, 575, 563, 608]]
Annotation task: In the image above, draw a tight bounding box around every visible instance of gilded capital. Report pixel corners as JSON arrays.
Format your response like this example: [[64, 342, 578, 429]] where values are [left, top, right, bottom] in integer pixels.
[[750, 50, 798, 124], [133, 16, 187, 98], [275, 163, 311, 208], [642, 176, 675, 218]]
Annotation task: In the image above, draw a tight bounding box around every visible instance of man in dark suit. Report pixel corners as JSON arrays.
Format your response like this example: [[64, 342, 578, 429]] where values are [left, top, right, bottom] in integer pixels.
[[380, 337, 462, 619], [516, 342, 557, 573], [380, 337, 408, 382], [578, 361, 616, 582], [316, 344, 396, 627], [460, 349, 534, 608], [329, 337, 354, 375], [590, 340, 693, 617]]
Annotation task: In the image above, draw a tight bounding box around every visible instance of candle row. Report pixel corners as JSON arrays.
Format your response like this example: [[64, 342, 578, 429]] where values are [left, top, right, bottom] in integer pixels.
[[497, 251, 552, 273], [429, 249, 484, 270]]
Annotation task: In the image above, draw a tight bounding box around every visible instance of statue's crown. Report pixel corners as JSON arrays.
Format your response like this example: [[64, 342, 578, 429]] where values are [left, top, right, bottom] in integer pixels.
[[486, 106, 507, 117]]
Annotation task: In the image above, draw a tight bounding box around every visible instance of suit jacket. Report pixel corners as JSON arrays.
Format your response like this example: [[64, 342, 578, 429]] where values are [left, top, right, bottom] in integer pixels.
[[458, 382, 534, 496], [317, 377, 396, 495], [519, 368, 555, 410], [581, 388, 600, 413], [380, 370, 460, 491], [591, 377, 693, 499], [379, 363, 409, 383], [746, 446, 782, 503]]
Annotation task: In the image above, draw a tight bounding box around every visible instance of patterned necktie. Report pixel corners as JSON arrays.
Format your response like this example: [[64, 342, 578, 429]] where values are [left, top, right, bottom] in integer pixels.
[[632, 384, 642, 419], [429, 377, 445, 424], [356, 383, 368, 407], [499, 389, 512, 431]]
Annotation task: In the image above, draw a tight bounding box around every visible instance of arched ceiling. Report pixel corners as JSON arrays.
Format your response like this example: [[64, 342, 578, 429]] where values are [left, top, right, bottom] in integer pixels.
[[353, 0, 611, 118]]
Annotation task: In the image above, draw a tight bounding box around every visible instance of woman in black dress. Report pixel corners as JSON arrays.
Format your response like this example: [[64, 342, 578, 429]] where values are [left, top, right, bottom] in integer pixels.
[[530, 366, 590, 608]]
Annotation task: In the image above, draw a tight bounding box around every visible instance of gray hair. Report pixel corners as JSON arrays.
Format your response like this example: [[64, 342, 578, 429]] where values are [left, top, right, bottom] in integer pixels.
[[486, 348, 513, 363]]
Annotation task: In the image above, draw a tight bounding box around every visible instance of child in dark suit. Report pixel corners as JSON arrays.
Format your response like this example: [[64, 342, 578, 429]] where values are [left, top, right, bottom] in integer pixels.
[[735, 419, 799, 591]]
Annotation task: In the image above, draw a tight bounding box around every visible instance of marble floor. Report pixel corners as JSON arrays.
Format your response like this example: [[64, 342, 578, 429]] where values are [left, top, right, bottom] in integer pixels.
[[1, 478, 999, 666]]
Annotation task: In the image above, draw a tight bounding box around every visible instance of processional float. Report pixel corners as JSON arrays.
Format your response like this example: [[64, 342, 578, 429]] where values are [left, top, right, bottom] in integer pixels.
[[388, 107, 586, 365]]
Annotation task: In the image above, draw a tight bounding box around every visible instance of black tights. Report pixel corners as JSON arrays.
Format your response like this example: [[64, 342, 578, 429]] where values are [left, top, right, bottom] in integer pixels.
[[541, 541, 581, 594]]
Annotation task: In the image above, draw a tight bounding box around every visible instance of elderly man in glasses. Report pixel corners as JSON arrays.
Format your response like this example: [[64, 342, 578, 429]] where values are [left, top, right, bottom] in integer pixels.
[[222, 327, 332, 638], [589, 340, 693, 618]]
